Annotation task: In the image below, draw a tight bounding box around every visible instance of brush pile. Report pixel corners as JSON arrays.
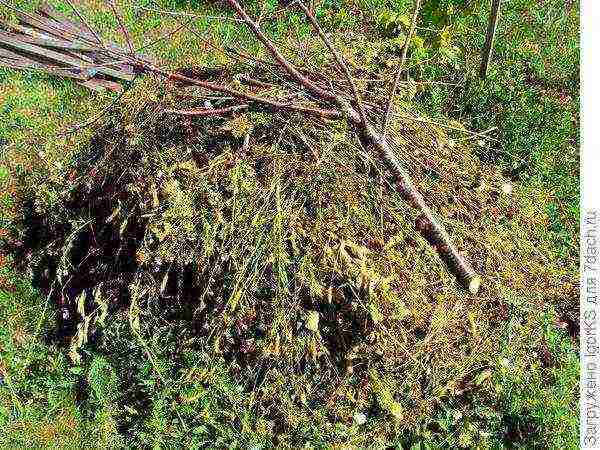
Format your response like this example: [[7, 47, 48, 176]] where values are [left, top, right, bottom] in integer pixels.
[[2, 0, 579, 445], [11, 75, 577, 442], [3, 0, 486, 294]]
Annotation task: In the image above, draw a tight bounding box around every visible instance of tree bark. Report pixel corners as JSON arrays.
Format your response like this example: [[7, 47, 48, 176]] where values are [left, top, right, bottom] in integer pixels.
[[361, 124, 481, 294]]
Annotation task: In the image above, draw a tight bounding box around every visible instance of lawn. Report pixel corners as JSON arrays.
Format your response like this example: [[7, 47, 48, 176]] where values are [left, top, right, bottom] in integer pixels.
[[0, 0, 579, 448]]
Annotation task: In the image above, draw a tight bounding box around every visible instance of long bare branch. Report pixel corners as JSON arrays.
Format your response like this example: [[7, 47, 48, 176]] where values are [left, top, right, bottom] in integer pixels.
[[132, 5, 245, 23], [382, 0, 421, 137], [144, 62, 342, 119], [367, 130, 481, 293]]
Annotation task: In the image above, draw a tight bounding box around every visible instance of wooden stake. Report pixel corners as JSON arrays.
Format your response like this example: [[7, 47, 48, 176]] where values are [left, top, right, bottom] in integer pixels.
[[479, 0, 502, 79]]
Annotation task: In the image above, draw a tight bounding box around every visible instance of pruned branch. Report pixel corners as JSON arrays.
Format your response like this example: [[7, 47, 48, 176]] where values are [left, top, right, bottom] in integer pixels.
[[220, 0, 479, 292], [371, 137, 481, 293]]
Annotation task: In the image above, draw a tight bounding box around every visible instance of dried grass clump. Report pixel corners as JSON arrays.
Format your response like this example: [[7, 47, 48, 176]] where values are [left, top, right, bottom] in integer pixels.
[[16, 78, 576, 443]]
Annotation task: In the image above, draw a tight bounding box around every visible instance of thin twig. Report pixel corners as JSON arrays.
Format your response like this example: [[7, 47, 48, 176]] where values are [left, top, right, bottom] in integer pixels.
[[63, 0, 104, 46], [163, 104, 249, 116], [135, 20, 192, 53], [294, 1, 368, 125], [454, 126, 498, 142], [382, 0, 421, 137], [61, 74, 139, 135], [109, 0, 135, 54], [132, 5, 245, 23], [394, 111, 497, 140]]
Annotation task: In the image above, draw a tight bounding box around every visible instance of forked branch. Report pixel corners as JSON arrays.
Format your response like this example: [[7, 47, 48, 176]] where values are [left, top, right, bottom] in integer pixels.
[[223, 0, 480, 293], [224, 0, 337, 104], [293, 1, 368, 125]]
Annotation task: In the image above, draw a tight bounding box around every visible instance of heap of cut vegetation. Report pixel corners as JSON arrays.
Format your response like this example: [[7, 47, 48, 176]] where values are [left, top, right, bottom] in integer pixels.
[[8, 74, 576, 445], [0, 0, 579, 447], [3, 0, 483, 293]]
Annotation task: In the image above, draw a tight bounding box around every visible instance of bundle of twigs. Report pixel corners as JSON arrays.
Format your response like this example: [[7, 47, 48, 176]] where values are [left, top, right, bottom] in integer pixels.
[[2, 0, 482, 294], [0, 2, 151, 92]]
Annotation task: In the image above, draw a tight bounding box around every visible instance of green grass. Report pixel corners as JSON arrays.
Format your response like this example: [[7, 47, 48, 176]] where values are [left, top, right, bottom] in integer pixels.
[[0, 0, 579, 448]]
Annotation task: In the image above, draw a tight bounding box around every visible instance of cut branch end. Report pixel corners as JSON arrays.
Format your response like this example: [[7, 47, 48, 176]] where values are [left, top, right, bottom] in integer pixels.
[[469, 275, 482, 295]]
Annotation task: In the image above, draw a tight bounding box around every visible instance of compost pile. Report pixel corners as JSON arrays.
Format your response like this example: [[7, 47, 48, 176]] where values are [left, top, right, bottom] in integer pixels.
[[12, 77, 576, 441]]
